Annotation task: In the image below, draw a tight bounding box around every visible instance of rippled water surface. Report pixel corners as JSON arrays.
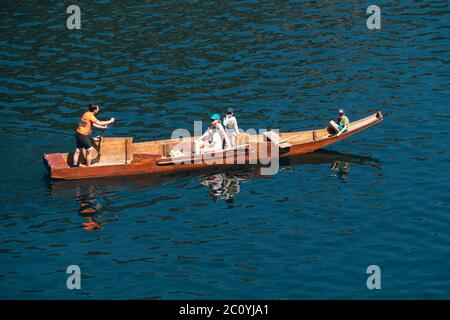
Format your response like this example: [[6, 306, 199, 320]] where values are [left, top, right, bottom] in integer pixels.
[[1, 1, 449, 299]]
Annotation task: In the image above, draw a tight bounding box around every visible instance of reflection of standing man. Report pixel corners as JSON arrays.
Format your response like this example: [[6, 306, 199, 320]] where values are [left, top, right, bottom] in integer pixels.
[[76, 186, 102, 231]]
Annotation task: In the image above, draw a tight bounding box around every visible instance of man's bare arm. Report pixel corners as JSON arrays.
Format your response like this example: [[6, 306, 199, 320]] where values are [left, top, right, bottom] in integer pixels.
[[95, 117, 115, 126], [218, 124, 231, 147], [196, 131, 208, 142], [336, 125, 349, 136], [93, 123, 107, 129], [234, 121, 240, 134]]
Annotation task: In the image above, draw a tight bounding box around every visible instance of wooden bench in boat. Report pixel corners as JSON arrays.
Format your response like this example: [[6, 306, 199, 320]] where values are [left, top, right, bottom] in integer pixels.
[[263, 131, 292, 149], [156, 144, 250, 165]]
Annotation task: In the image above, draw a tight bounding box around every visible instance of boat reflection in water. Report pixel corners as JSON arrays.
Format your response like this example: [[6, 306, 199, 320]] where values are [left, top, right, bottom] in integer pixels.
[[197, 150, 378, 201], [47, 149, 381, 230]]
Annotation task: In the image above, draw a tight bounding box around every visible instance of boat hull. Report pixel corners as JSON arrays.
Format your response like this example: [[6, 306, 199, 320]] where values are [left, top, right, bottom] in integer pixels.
[[43, 112, 383, 180]]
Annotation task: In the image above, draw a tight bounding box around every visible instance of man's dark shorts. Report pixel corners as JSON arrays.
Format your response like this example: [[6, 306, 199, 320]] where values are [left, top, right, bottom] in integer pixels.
[[75, 132, 92, 149]]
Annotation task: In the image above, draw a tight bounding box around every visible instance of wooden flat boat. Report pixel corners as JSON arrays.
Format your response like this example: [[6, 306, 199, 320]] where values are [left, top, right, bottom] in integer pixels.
[[43, 111, 383, 180]]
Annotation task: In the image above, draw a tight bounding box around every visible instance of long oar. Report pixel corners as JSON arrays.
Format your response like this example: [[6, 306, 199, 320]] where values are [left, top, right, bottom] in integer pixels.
[[94, 124, 112, 141], [91, 124, 112, 163]]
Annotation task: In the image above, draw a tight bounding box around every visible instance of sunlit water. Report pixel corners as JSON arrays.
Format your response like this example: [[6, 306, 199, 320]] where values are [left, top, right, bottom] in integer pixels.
[[0, 1, 449, 299]]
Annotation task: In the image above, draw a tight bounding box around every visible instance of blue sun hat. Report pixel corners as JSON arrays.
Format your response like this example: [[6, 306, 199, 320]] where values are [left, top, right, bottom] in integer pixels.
[[210, 113, 221, 120], [338, 108, 345, 114], [226, 107, 234, 114]]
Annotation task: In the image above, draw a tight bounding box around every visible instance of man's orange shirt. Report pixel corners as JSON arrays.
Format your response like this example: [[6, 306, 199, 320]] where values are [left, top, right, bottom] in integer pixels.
[[76, 111, 98, 135]]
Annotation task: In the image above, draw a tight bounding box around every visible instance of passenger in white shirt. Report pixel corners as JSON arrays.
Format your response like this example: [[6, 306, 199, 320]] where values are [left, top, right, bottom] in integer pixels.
[[209, 113, 231, 148], [222, 107, 239, 148], [195, 124, 223, 155]]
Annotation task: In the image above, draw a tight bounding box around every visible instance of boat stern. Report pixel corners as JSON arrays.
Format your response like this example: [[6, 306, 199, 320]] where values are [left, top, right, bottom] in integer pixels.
[[43, 153, 51, 174], [43, 153, 71, 179]]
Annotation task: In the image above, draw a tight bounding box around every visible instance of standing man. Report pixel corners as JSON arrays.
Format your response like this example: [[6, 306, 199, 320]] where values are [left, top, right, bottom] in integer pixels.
[[329, 109, 350, 136], [73, 104, 115, 167], [223, 107, 239, 148]]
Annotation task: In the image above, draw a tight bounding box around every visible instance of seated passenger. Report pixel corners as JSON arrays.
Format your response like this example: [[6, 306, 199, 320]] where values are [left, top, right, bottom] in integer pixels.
[[195, 124, 224, 155], [328, 109, 350, 136], [210, 113, 231, 148]]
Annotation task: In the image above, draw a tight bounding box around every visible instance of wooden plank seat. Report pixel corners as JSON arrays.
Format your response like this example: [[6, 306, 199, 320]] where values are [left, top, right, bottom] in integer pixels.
[[156, 144, 250, 165], [263, 131, 292, 149]]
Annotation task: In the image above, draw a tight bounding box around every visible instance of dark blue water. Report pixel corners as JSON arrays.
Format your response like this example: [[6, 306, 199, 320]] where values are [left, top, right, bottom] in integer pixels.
[[0, 0, 449, 299]]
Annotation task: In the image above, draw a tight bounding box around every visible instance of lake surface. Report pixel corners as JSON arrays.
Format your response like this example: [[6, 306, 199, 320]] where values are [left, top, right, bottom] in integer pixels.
[[0, 0, 449, 299]]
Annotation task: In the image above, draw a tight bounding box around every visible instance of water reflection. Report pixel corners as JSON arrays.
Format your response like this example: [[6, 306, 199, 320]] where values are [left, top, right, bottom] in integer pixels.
[[76, 186, 103, 231], [48, 150, 381, 230], [279, 149, 380, 169], [201, 173, 246, 202], [330, 161, 350, 180]]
